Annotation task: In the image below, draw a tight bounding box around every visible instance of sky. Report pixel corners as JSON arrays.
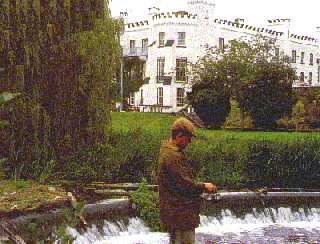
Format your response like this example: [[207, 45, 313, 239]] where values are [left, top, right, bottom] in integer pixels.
[[109, 0, 320, 37]]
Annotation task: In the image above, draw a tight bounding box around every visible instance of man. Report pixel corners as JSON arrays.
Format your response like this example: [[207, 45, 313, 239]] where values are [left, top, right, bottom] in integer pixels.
[[158, 117, 217, 244]]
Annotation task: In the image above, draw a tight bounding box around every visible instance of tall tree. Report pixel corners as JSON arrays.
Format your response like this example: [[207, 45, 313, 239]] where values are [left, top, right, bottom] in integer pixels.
[[0, 0, 122, 178], [190, 35, 295, 129]]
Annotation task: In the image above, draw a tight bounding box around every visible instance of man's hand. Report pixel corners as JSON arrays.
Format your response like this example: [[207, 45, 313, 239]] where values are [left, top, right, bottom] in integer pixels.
[[204, 183, 217, 193]]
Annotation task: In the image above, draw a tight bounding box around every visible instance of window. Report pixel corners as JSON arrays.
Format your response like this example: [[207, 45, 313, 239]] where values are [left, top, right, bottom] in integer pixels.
[[300, 51, 305, 64], [177, 88, 185, 107], [219, 37, 225, 50], [178, 32, 186, 46], [300, 72, 305, 82], [159, 32, 165, 46], [310, 53, 314, 65], [130, 92, 135, 105], [176, 58, 187, 81], [130, 40, 136, 53], [292, 50, 296, 63], [157, 57, 165, 82], [140, 89, 144, 105], [309, 72, 313, 84], [318, 66, 320, 83], [275, 48, 280, 59], [142, 38, 148, 53], [157, 87, 163, 105]]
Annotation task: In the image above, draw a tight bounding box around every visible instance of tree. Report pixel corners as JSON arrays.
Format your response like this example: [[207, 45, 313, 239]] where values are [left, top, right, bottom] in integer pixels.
[[241, 60, 296, 129], [187, 80, 231, 128], [0, 1, 122, 178], [111, 57, 146, 107], [189, 35, 296, 129]]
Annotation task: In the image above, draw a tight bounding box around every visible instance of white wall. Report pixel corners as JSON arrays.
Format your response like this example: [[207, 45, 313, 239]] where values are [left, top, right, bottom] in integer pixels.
[[120, 2, 320, 113]]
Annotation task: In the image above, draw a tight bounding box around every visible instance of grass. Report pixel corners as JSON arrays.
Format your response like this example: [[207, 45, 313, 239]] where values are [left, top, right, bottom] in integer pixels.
[[111, 111, 320, 142]]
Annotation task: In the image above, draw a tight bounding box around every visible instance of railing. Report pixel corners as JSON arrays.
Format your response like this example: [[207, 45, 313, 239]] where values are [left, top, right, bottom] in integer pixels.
[[156, 76, 172, 84], [123, 47, 148, 57]]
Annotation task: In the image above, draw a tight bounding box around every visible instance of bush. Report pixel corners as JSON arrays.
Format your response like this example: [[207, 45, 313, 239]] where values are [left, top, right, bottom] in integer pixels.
[[246, 139, 320, 187], [277, 100, 305, 130], [187, 81, 231, 129], [187, 141, 248, 189], [130, 179, 160, 231], [223, 99, 254, 129], [242, 61, 296, 129]]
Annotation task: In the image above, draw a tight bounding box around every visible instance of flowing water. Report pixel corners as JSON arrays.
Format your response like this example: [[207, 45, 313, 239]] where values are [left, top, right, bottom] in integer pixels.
[[66, 207, 320, 244]]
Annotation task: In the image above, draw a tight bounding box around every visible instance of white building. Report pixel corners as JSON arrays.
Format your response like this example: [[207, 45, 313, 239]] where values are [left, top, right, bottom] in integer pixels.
[[120, 0, 320, 113]]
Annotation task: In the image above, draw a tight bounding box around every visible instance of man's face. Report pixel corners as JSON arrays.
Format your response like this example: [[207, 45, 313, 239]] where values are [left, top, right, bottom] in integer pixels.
[[175, 133, 193, 150]]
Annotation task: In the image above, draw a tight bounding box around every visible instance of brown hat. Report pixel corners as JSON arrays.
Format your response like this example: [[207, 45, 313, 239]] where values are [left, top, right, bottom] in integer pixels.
[[171, 117, 196, 137]]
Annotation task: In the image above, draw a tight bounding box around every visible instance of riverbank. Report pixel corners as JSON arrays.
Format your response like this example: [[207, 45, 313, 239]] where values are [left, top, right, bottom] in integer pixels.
[[0, 180, 72, 219]]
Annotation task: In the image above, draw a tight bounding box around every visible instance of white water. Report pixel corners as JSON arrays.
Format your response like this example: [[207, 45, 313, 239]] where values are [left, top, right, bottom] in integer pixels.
[[67, 207, 320, 244]]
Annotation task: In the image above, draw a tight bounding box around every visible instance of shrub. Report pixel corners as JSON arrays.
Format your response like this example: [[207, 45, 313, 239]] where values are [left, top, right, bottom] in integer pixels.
[[277, 100, 305, 130], [187, 81, 231, 129], [223, 99, 254, 129], [241, 61, 296, 129], [246, 139, 320, 187], [130, 179, 160, 232]]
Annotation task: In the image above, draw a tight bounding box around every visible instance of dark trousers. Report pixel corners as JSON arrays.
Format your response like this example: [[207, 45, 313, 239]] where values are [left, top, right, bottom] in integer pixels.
[[169, 229, 195, 244]]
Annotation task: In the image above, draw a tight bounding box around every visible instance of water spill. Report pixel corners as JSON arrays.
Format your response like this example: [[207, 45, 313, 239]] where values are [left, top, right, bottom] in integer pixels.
[[67, 207, 320, 243]]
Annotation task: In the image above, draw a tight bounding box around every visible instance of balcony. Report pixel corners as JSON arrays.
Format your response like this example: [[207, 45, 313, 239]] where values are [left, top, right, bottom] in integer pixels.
[[123, 47, 148, 57]]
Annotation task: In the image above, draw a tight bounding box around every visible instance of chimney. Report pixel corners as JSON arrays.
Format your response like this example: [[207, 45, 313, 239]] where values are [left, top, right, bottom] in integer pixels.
[[120, 11, 129, 24], [148, 6, 160, 17], [267, 18, 291, 38], [235, 18, 245, 24]]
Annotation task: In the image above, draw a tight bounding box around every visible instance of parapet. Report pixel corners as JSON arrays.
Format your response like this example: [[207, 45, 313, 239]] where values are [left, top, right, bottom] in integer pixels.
[[126, 20, 149, 29], [214, 19, 284, 37], [152, 11, 197, 20]]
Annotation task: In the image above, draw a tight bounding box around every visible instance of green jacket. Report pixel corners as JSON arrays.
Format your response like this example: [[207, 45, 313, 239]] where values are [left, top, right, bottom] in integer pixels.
[[158, 140, 205, 231]]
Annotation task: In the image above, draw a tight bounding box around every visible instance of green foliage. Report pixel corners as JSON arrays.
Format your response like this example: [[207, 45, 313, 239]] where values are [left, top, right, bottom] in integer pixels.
[[241, 60, 296, 129], [0, 92, 20, 128], [277, 100, 305, 130], [112, 57, 146, 103], [0, 1, 121, 180], [246, 139, 320, 187], [299, 88, 320, 128], [223, 99, 253, 129], [130, 179, 160, 232], [190, 35, 296, 129], [110, 113, 320, 188], [0, 92, 20, 104], [187, 80, 231, 128]]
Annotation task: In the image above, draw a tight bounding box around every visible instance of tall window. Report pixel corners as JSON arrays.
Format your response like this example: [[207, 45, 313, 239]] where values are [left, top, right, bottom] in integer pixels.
[[292, 50, 296, 63], [157, 87, 163, 105], [140, 89, 144, 105], [275, 48, 280, 59], [159, 32, 165, 46], [157, 57, 165, 82], [300, 72, 305, 82], [219, 37, 225, 50], [309, 72, 313, 84], [130, 40, 136, 53], [310, 53, 314, 65], [130, 92, 135, 105], [142, 38, 148, 53], [177, 88, 185, 107], [178, 32, 186, 46], [176, 58, 187, 81], [300, 51, 305, 64]]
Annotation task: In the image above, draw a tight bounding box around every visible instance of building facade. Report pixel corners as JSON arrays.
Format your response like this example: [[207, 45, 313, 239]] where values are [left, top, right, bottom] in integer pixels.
[[120, 0, 320, 113]]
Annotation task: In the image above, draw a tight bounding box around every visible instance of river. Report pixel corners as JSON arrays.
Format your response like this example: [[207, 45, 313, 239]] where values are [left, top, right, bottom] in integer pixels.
[[66, 207, 320, 243]]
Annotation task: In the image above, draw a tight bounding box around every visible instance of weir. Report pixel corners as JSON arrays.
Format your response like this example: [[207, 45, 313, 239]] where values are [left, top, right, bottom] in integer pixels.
[[1, 192, 320, 243]]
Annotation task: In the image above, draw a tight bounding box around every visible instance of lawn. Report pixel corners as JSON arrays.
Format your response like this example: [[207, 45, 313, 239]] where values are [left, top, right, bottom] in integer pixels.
[[111, 111, 320, 142]]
